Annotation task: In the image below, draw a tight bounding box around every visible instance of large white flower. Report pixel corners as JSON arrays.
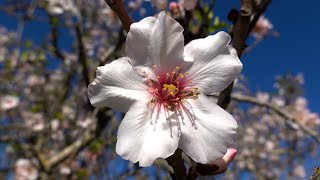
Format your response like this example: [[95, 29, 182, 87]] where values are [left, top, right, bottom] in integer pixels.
[[88, 12, 242, 167]]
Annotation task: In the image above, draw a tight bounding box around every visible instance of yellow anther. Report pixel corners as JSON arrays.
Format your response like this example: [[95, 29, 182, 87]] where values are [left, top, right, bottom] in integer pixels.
[[176, 66, 180, 69], [152, 65, 157, 68], [163, 84, 178, 95], [172, 71, 176, 74], [156, 76, 160, 79], [185, 72, 189, 75], [179, 73, 184, 78], [166, 73, 170, 76]]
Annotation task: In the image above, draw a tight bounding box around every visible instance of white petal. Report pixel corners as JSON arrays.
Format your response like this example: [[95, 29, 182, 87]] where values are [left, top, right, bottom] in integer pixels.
[[87, 58, 148, 112], [126, 16, 156, 68], [184, 0, 197, 10], [126, 12, 185, 72], [178, 94, 238, 164], [48, 7, 63, 14], [184, 32, 243, 94], [116, 102, 180, 167]]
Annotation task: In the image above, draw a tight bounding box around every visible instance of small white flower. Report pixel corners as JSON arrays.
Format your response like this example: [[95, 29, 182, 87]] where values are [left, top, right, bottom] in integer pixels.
[[15, 159, 38, 180], [0, 95, 19, 111], [293, 165, 306, 179], [22, 112, 45, 132], [251, 15, 273, 39], [77, 116, 93, 128], [26, 75, 45, 86], [88, 12, 242, 166], [47, 0, 78, 15], [51, 119, 60, 131], [59, 165, 72, 175], [256, 92, 269, 102]]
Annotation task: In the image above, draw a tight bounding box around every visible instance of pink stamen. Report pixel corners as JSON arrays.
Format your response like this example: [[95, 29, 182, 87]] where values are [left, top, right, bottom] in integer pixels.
[[146, 66, 199, 111]]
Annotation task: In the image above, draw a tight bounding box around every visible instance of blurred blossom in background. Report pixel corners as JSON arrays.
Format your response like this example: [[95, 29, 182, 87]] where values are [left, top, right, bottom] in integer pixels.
[[0, 0, 320, 179]]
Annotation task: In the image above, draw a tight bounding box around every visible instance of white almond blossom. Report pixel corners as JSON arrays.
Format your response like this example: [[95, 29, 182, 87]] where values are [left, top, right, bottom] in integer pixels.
[[0, 95, 19, 111], [251, 15, 273, 39], [46, 0, 78, 15], [14, 159, 38, 180], [22, 112, 45, 132], [88, 12, 242, 166]]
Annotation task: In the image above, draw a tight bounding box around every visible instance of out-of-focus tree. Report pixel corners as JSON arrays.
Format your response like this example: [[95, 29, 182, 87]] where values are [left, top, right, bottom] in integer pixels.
[[0, 0, 319, 179]]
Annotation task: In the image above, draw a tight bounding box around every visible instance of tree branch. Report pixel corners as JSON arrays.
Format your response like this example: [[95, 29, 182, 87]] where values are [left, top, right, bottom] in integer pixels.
[[75, 24, 90, 87], [214, 93, 320, 144], [0, 135, 19, 143], [34, 108, 112, 173], [248, 0, 271, 34], [217, 0, 253, 109], [217, 0, 271, 110], [48, 15, 65, 61], [35, 123, 96, 172], [105, 0, 133, 32], [166, 149, 187, 180], [311, 167, 320, 180]]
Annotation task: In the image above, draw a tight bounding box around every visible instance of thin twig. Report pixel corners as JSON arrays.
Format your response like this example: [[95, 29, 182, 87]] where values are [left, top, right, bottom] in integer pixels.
[[49, 15, 65, 61], [75, 24, 90, 87]]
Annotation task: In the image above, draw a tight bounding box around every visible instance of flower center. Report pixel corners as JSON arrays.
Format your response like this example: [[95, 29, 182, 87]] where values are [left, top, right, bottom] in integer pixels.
[[145, 66, 199, 111]]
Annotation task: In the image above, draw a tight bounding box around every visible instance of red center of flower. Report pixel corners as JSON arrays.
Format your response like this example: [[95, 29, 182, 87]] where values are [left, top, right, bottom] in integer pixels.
[[146, 65, 199, 111]]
